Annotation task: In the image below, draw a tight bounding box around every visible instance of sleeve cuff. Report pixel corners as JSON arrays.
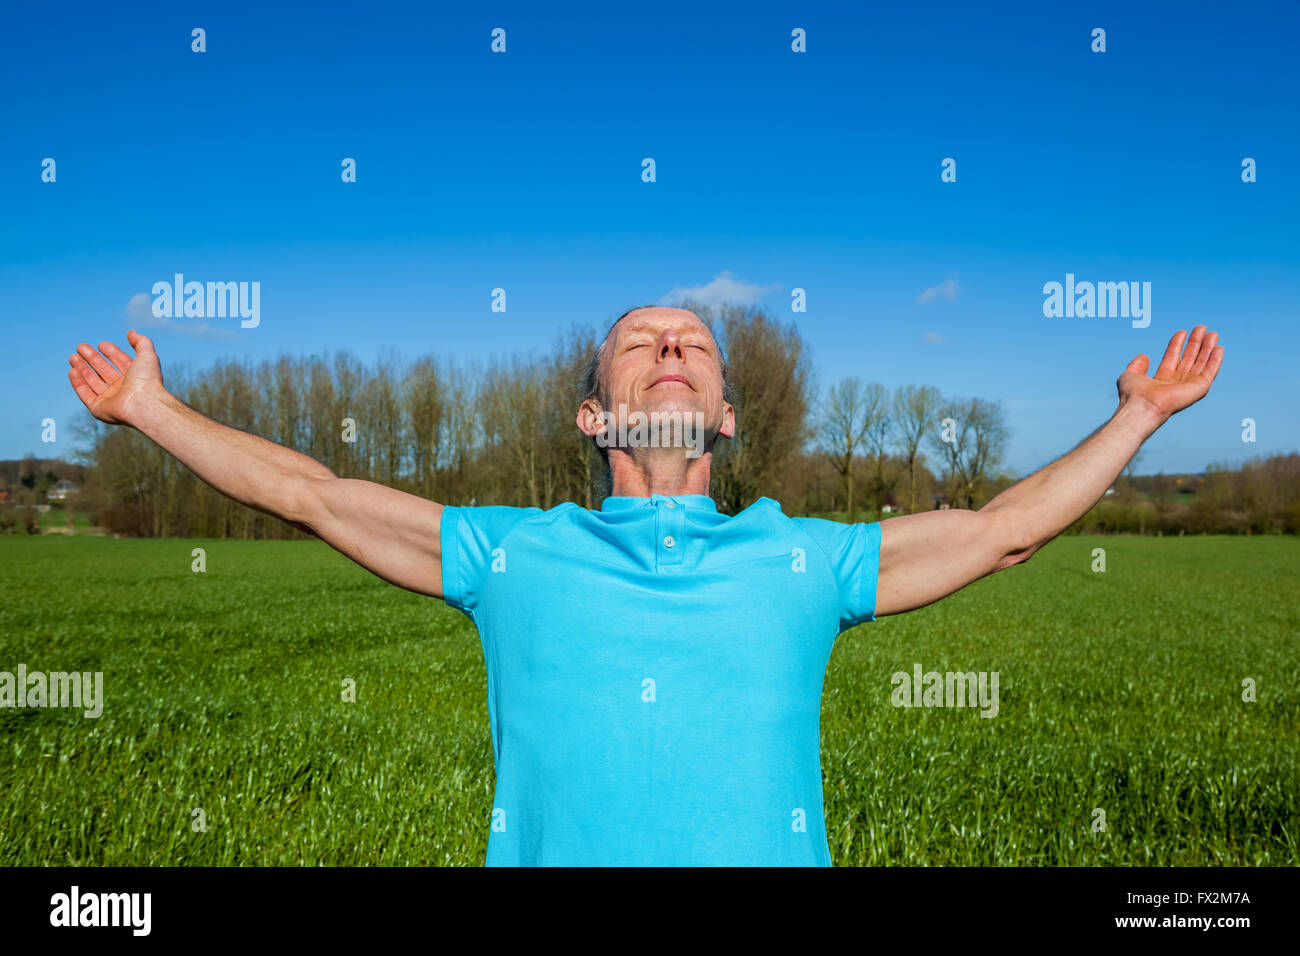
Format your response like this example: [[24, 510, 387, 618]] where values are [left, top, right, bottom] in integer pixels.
[[439, 505, 464, 610], [854, 521, 882, 624]]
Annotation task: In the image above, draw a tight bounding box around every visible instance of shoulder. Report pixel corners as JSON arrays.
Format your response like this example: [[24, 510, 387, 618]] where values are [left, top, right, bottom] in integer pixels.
[[727, 497, 851, 551], [737, 498, 840, 537], [788, 512, 882, 563], [731, 496, 793, 523], [443, 501, 582, 545]]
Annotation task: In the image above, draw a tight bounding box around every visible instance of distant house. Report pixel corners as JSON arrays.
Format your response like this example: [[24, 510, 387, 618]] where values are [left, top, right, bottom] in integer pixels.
[[46, 479, 78, 501], [931, 494, 950, 511]]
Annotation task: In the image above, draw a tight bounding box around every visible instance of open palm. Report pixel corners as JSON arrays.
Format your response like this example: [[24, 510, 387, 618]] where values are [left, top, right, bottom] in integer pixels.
[[67, 329, 164, 426], [1117, 325, 1224, 421]]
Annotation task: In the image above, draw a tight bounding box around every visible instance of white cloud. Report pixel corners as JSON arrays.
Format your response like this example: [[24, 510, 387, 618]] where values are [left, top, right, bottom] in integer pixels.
[[916, 274, 959, 305], [660, 270, 780, 309], [125, 292, 158, 323], [922, 331, 950, 344]]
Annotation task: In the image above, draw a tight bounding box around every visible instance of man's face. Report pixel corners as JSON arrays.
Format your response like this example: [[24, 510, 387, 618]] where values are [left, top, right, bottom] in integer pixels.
[[580, 306, 735, 446]]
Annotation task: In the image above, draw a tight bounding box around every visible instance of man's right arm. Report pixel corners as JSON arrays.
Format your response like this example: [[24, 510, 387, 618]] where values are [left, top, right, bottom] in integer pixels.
[[69, 330, 444, 598]]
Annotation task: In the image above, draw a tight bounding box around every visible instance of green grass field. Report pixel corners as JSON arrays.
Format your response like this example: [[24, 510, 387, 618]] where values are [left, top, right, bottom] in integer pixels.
[[0, 533, 1296, 866]]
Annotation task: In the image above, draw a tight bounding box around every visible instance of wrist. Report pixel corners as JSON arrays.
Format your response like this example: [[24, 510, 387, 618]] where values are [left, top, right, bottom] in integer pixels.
[[124, 384, 178, 432], [1115, 394, 1167, 434]]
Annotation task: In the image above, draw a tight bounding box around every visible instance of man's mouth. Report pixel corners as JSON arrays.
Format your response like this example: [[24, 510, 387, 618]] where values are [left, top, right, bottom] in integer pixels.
[[650, 374, 691, 389]]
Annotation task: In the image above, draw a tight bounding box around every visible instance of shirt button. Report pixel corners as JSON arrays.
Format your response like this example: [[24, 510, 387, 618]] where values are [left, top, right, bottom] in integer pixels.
[[663, 535, 675, 549]]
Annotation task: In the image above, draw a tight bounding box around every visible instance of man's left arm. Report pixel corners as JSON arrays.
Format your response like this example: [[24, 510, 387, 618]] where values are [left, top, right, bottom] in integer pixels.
[[874, 325, 1225, 617]]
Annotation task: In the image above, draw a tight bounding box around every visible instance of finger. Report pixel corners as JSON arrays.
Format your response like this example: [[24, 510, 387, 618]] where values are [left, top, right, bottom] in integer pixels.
[[1202, 345, 1225, 382], [1177, 325, 1207, 374], [1157, 330, 1186, 377], [1125, 354, 1150, 376], [76, 343, 121, 384], [69, 353, 107, 395], [99, 340, 134, 372], [67, 368, 98, 407], [1191, 331, 1218, 374]]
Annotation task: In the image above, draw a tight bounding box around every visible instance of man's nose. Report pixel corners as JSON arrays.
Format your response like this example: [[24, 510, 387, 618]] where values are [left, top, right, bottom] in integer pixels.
[[658, 329, 683, 361]]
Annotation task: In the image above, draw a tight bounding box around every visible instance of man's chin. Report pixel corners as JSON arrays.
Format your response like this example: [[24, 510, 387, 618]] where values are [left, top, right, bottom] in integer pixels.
[[638, 399, 704, 418], [605, 401, 714, 454]]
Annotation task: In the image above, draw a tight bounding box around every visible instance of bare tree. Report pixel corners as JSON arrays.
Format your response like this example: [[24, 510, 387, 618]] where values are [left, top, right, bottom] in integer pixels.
[[332, 352, 364, 479], [819, 377, 885, 522], [441, 362, 481, 503], [689, 303, 811, 514], [404, 357, 445, 500], [480, 355, 549, 508], [892, 384, 942, 513], [304, 355, 337, 471], [928, 397, 1008, 510], [862, 383, 894, 517], [363, 352, 405, 486], [544, 326, 602, 509]]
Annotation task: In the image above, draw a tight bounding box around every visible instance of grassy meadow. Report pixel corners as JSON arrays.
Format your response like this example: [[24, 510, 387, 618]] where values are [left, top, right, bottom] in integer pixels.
[[0, 533, 1296, 866]]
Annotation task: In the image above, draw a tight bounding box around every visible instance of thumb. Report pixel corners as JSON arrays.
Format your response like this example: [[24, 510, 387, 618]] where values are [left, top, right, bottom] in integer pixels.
[[126, 329, 157, 357], [1125, 354, 1150, 376]]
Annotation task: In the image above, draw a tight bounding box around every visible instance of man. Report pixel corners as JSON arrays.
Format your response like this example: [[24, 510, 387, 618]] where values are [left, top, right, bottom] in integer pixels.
[[67, 307, 1223, 865]]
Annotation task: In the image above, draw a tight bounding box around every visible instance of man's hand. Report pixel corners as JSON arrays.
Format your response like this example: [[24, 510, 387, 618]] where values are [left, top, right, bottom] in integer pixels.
[[1117, 325, 1224, 423], [67, 329, 166, 427]]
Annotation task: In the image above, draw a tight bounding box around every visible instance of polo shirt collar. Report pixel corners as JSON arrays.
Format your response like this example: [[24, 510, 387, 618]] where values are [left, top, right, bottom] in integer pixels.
[[600, 494, 717, 513]]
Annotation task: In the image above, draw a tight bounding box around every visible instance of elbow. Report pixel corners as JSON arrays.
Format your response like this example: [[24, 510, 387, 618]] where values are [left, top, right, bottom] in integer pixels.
[[306, 459, 337, 481], [994, 544, 1037, 571], [984, 508, 1041, 571], [283, 473, 327, 531], [284, 518, 318, 538]]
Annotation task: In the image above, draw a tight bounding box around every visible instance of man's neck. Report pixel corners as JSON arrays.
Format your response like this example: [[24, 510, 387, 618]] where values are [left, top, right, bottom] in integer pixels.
[[607, 449, 713, 498]]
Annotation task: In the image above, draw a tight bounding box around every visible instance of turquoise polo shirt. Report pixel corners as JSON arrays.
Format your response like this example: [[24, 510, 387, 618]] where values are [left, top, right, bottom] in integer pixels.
[[439, 493, 882, 866]]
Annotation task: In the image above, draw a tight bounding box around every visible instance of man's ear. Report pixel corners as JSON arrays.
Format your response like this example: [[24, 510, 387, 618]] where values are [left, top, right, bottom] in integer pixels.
[[718, 401, 736, 440], [576, 398, 608, 438]]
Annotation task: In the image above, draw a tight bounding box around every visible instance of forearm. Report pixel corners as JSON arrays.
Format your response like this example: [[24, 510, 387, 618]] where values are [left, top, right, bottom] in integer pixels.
[[980, 397, 1165, 562], [129, 387, 335, 523]]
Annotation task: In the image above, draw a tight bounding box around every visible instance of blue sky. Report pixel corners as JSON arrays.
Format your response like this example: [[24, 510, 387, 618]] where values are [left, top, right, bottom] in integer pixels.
[[3, 0, 1296, 476]]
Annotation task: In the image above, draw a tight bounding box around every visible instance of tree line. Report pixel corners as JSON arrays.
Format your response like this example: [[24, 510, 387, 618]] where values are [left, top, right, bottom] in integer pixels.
[[1072, 455, 1300, 535], [6, 302, 1296, 536]]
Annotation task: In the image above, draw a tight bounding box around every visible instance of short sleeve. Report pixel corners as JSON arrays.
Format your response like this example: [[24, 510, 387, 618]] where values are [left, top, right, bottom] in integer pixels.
[[440, 504, 542, 617], [791, 517, 882, 630]]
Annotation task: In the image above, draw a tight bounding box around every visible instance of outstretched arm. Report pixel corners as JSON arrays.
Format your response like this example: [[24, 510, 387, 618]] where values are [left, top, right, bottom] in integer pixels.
[[873, 326, 1224, 617], [68, 330, 444, 598]]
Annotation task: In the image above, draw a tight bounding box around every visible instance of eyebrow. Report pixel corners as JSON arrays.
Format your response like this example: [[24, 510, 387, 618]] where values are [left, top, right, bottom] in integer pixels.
[[617, 323, 712, 342]]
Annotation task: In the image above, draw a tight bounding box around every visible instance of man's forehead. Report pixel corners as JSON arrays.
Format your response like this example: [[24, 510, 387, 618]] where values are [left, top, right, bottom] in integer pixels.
[[611, 308, 712, 341]]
